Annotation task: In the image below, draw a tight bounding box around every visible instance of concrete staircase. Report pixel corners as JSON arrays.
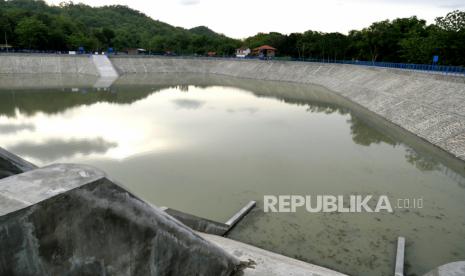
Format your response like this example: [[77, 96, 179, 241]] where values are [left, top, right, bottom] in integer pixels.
[[92, 55, 118, 77], [91, 55, 118, 88]]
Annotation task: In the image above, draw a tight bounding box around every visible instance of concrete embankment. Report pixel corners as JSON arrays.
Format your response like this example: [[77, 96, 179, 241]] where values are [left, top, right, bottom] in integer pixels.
[[0, 54, 99, 76], [110, 56, 465, 161]]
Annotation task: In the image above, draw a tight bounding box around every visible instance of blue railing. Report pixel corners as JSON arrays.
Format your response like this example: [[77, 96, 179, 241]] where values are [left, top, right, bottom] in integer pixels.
[[272, 57, 465, 75]]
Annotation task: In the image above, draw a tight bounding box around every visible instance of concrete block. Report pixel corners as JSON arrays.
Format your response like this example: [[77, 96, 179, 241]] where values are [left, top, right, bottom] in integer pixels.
[[0, 164, 241, 276]]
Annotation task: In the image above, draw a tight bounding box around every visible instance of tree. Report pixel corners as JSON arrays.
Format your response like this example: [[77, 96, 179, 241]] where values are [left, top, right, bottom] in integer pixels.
[[399, 35, 436, 64], [1, 0, 464, 65], [15, 17, 48, 49], [436, 10, 465, 32], [359, 20, 393, 62], [0, 10, 13, 47], [435, 10, 465, 65], [102, 28, 115, 44]]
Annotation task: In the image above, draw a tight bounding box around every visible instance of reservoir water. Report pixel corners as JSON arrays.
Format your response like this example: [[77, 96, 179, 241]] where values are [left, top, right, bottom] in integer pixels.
[[0, 74, 464, 276]]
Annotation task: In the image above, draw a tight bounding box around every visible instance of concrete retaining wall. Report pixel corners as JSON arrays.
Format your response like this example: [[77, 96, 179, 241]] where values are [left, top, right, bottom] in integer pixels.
[[110, 57, 465, 161], [0, 164, 242, 275], [0, 54, 99, 76]]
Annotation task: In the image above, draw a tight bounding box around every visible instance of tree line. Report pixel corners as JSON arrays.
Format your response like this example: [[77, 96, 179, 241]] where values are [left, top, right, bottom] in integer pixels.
[[245, 12, 465, 66], [0, 0, 464, 65]]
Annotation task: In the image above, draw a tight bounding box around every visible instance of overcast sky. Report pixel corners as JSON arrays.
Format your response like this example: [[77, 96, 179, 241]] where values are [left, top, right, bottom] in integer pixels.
[[45, 0, 464, 38]]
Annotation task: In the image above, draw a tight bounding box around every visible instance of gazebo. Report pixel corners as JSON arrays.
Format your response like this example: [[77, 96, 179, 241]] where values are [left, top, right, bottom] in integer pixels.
[[253, 45, 277, 58]]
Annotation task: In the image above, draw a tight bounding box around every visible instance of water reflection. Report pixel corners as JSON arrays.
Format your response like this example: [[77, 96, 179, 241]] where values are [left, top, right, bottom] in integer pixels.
[[349, 116, 397, 147], [226, 107, 259, 114], [172, 99, 205, 110], [8, 138, 117, 162], [0, 123, 35, 134], [0, 74, 463, 179], [0, 74, 463, 180], [0, 86, 169, 117], [405, 148, 439, 172], [306, 103, 347, 115]]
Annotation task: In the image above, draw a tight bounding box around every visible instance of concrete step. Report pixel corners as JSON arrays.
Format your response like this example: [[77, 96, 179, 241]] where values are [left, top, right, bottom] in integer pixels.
[[92, 55, 118, 78]]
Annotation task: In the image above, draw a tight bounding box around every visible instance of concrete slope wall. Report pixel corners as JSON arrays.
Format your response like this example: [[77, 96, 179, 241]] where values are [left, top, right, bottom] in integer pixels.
[[110, 57, 465, 161], [0, 147, 37, 179], [0, 54, 99, 76], [0, 164, 241, 276]]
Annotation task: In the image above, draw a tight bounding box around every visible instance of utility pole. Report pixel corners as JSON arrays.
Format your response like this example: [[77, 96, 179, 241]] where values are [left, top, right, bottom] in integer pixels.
[[4, 31, 8, 53]]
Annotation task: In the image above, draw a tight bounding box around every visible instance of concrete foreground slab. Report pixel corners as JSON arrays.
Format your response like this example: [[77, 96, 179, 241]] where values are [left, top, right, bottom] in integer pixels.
[[0, 164, 241, 276], [199, 232, 348, 276], [423, 261, 465, 276]]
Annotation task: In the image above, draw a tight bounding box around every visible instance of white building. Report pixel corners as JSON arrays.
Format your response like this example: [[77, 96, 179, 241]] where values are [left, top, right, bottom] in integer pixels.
[[236, 47, 251, 58]]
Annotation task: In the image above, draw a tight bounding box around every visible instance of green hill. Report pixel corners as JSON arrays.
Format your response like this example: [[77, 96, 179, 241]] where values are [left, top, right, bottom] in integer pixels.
[[0, 0, 464, 65], [189, 26, 222, 37], [0, 0, 240, 55]]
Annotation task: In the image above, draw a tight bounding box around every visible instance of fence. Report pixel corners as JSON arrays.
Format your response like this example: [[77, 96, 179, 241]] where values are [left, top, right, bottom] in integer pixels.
[[272, 57, 465, 75]]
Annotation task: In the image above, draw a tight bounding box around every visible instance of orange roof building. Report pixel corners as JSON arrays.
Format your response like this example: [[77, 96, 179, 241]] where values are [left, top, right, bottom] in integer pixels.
[[253, 45, 277, 58]]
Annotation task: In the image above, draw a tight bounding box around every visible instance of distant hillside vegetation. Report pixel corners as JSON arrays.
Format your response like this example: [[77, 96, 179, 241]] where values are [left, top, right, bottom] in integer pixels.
[[0, 0, 241, 55], [0, 0, 464, 65]]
